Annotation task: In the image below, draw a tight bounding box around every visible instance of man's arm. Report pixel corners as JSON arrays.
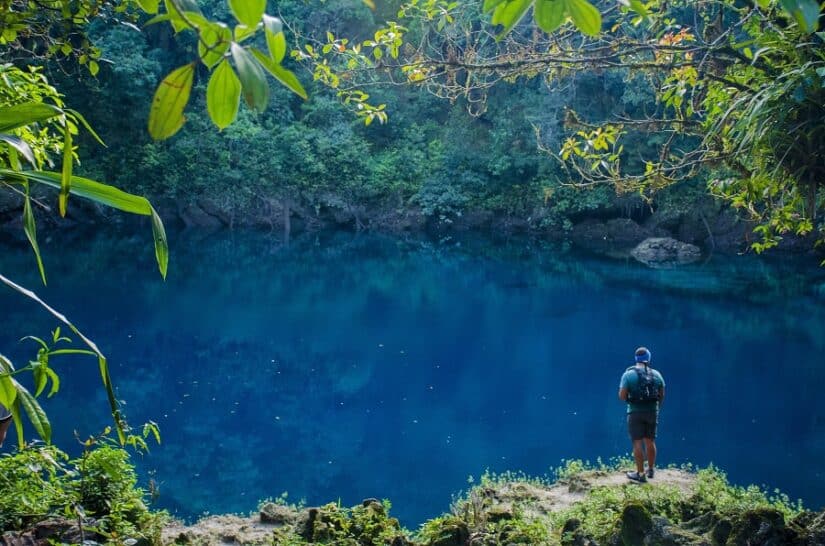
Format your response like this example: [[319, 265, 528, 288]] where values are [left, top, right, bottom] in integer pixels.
[[619, 387, 628, 401], [658, 387, 665, 404]]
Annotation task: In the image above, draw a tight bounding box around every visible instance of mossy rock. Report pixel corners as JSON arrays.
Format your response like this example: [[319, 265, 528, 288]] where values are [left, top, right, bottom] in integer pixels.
[[259, 502, 296, 525], [618, 502, 653, 546], [425, 516, 470, 546], [709, 518, 732, 546], [680, 512, 720, 535], [561, 518, 597, 546], [726, 508, 804, 546]]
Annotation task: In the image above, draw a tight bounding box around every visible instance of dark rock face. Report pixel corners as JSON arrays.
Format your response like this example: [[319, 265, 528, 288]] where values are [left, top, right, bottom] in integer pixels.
[[618, 502, 654, 546], [630, 237, 702, 267], [0, 517, 98, 546], [259, 502, 296, 525], [726, 508, 805, 546], [426, 517, 470, 546]]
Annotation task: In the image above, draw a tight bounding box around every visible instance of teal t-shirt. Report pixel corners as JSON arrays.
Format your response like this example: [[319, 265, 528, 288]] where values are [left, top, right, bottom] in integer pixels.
[[620, 365, 665, 414]]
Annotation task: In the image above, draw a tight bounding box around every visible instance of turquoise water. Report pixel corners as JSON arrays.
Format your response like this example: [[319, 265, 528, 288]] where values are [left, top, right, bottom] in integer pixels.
[[2, 229, 825, 524]]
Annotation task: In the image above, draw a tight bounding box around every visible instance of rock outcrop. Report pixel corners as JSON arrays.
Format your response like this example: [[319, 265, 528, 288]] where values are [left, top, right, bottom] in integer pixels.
[[631, 237, 702, 267]]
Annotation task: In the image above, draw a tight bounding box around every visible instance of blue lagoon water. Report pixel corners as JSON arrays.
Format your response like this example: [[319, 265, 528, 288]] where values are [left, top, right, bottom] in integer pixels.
[[1, 229, 825, 524]]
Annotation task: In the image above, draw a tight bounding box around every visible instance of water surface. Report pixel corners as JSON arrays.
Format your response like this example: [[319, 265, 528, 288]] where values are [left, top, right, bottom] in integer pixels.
[[2, 229, 824, 524]]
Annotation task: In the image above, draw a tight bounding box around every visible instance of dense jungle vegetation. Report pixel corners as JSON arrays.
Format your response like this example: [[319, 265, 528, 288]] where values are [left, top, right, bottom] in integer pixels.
[[1, 0, 824, 544]]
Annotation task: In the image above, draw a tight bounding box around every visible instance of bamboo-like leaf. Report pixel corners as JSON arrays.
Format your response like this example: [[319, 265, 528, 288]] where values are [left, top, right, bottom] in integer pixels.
[[148, 63, 195, 140], [231, 43, 270, 111], [0, 134, 36, 165], [492, 0, 533, 39], [251, 49, 308, 99], [229, 0, 266, 26], [23, 189, 47, 285], [65, 110, 105, 147], [566, 0, 601, 36], [207, 59, 242, 129], [151, 205, 169, 279], [14, 381, 51, 443], [0, 274, 126, 445], [1, 169, 169, 278], [59, 126, 73, 217], [534, 0, 566, 33], [0, 103, 62, 132]]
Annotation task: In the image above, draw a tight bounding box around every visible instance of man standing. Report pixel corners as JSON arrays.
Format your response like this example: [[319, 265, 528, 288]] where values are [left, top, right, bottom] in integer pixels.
[[618, 347, 665, 483]]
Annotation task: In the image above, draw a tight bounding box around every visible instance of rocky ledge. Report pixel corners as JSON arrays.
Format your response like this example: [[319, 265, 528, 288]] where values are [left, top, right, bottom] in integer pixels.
[[155, 468, 825, 546]]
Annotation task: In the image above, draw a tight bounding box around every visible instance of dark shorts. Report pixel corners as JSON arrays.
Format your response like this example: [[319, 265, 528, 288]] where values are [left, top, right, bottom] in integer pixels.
[[627, 411, 658, 440]]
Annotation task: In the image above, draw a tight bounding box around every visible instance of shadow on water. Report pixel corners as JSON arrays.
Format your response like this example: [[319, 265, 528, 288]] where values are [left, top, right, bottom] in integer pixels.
[[2, 228, 825, 524]]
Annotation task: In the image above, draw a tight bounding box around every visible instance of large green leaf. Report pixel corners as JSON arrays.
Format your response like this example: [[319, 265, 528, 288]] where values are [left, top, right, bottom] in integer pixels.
[[136, 0, 160, 13], [566, 0, 601, 36], [207, 59, 242, 129], [263, 16, 286, 63], [229, 0, 266, 26], [0, 134, 35, 165], [0, 103, 62, 133], [199, 22, 232, 69], [492, 0, 533, 39], [14, 380, 51, 444], [23, 190, 46, 285], [148, 63, 195, 140], [251, 49, 308, 100], [231, 43, 270, 111], [534, 0, 566, 33]]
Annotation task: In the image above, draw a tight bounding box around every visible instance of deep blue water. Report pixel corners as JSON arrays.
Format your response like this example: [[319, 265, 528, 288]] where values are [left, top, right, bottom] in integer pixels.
[[2, 229, 825, 525]]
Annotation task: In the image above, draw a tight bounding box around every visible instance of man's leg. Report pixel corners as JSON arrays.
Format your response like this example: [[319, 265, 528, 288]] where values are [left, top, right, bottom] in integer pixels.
[[643, 438, 656, 471], [632, 439, 645, 474]]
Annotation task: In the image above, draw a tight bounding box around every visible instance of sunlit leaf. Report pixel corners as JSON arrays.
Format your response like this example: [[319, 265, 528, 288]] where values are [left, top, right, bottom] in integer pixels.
[[207, 59, 242, 129], [229, 0, 266, 26], [566, 0, 601, 35], [492, 0, 532, 39], [251, 49, 308, 99], [0, 103, 62, 133], [198, 22, 232, 69], [136, 0, 160, 13], [535, 0, 566, 33], [148, 63, 195, 140], [231, 43, 269, 111]]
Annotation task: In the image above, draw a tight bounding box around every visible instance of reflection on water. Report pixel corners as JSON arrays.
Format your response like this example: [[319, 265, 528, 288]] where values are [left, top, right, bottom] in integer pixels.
[[1, 229, 825, 524]]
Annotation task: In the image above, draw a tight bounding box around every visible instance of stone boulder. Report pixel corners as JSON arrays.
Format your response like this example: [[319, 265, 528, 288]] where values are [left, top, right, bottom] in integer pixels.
[[259, 502, 296, 525], [630, 237, 701, 267]]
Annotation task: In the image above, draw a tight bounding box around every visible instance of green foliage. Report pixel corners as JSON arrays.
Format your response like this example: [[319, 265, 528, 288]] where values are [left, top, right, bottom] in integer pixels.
[[0, 442, 167, 543]]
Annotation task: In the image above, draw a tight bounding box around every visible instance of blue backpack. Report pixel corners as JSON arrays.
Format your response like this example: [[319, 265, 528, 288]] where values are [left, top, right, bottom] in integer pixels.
[[626, 366, 660, 403]]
